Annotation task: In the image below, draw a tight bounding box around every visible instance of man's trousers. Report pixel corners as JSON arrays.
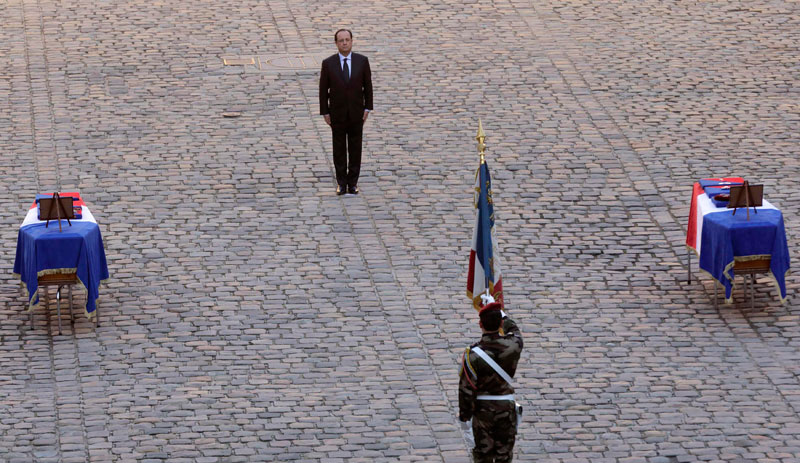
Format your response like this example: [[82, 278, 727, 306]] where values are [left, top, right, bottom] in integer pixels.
[[331, 118, 363, 189], [472, 401, 517, 463]]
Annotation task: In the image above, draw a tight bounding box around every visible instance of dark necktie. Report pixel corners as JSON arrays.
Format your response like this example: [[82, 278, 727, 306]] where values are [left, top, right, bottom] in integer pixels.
[[343, 57, 350, 83]]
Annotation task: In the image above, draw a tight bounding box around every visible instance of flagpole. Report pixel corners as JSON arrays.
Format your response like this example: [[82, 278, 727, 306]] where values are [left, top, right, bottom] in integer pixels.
[[476, 118, 486, 165], [476, 119, 489, 292]]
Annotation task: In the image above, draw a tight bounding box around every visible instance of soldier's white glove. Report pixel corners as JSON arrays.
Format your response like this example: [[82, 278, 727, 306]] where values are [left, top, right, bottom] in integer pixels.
[[480, 293, 507, 318], [460, 419, 475, 447]]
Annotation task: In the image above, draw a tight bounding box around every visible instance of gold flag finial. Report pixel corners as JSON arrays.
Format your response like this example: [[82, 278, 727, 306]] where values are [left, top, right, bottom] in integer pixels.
[[476, 118, 486, 163]]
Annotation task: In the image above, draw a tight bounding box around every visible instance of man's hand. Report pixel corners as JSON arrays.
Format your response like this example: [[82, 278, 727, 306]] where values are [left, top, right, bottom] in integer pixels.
[[362, 110, 369, 122], [323, 114, 331, 126]]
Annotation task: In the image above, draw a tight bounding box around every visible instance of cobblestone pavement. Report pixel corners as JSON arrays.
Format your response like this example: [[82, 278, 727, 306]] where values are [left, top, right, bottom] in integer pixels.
[[1, 0, 799, 462]]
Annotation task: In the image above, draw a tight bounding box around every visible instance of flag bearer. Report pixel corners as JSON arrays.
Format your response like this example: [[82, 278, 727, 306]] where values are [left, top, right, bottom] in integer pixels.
[[459, 300, 523, 463]]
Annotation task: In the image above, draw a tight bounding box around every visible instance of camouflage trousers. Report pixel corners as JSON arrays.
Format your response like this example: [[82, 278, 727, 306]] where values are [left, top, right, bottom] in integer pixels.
[[471, 400, 517, 463]]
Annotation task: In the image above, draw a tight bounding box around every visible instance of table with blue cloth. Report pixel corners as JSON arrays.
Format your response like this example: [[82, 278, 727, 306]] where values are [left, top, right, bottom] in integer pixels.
[[13, 219, 109, 319], [699, 207, 790, 304]]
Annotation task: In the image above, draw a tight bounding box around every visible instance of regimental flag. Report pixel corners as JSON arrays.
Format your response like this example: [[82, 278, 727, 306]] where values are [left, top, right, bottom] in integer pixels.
[[467, 159, 504, 310]]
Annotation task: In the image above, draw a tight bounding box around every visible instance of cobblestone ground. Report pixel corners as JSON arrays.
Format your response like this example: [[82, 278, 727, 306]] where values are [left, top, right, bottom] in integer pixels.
[[1, 0, 799, 462]]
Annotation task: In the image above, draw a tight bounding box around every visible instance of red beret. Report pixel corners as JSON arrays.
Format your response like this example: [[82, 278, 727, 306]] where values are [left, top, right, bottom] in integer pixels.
[[479, 302, 502, 314]]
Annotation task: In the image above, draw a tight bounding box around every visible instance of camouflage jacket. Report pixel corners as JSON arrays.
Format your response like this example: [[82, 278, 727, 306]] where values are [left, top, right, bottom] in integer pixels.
[[458, 316, 523, 422]]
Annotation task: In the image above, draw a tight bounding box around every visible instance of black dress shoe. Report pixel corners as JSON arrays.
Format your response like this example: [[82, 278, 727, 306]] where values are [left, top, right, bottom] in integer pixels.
[[348, 185, 359, 195], [336, 185, 346, 196]]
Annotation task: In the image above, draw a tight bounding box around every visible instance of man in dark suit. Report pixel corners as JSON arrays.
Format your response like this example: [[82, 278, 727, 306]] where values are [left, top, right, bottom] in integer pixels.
[[319, 29, 373, 195]]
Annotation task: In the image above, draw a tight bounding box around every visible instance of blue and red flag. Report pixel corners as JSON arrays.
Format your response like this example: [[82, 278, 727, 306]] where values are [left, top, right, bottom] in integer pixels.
[[466, 160, 503, 310]]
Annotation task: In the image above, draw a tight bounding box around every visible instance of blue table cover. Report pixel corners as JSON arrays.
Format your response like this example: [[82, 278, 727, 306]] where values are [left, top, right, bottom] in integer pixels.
[[699, 209, 790, 303], [13, 221, 109, 316]]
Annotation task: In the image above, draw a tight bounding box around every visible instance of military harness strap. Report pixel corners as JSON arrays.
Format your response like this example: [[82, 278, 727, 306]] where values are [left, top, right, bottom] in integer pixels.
[[471, 346, 524, 429], [471, 346, 514, 386], [471, 346, 514, 401], [476, 394, 515, 400]]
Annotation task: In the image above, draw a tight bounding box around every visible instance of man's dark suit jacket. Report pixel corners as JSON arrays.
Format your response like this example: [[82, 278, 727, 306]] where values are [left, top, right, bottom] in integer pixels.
[[319, 52, 373, 123]]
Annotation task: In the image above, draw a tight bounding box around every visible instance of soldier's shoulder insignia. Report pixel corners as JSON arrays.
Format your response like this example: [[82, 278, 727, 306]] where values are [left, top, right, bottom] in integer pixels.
[[463, 346, 478, 381]]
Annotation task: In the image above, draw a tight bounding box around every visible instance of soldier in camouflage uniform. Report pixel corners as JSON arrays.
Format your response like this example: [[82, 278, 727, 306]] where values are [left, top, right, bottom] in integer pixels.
[[459, 301, 523, 463]]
